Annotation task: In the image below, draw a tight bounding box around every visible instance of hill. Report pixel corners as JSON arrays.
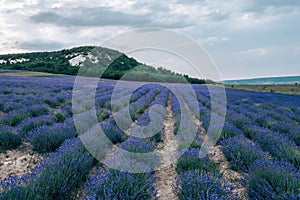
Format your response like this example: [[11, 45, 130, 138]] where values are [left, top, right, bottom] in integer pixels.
[[222, 76, 300, 85], [0, 46, 209, 84]]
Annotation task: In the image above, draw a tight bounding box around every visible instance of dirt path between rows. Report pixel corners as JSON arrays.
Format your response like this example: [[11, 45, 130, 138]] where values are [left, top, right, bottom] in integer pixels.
[[207, 145, 248, 200], [155, 93, 178, 200], [0, 142, 42, 180], [183, 100, 248, 200]]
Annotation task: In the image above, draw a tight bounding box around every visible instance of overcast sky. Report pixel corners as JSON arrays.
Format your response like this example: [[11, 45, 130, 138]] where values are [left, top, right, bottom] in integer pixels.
[[0, 0, 299, 80]]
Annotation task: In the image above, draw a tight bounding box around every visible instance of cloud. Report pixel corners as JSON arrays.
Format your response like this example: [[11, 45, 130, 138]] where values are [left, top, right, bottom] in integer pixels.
[[244, 0, 300, 14], [208, 10, 229, 22], [1, 0, 300, 79], [202, 36, 229, 45], [30, 6, 192, 28], [30, 7, 148, 27], [18, 39, 66, 51], [233, 48, 268, 57]]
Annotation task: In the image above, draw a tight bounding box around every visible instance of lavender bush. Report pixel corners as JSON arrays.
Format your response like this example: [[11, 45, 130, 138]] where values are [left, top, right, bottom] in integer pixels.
[[27, 124, 77, 153]]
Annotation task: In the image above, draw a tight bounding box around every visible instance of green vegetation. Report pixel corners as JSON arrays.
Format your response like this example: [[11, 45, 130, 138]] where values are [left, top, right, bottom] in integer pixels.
[[225, 83, 300, 95], [0, 71, 58, 76], [176, 156, 217, 174], [0, 130, 22, 152], [54, 112, 66, 123], [0, 46, 210, 83]]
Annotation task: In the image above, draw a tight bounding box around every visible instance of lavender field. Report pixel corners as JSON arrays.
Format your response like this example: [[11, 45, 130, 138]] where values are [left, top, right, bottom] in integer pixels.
[[0, 74, 299, 200]]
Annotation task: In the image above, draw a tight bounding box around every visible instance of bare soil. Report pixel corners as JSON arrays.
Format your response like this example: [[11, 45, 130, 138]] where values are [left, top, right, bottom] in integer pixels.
[[207, 145, 248, 200], [0, 143, 42, 180], [155, 93, 178, 200]]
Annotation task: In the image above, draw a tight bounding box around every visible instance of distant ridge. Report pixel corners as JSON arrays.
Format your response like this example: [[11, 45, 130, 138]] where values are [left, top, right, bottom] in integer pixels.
[[0, 46, 210, 84], [222, 76, 300, 85]]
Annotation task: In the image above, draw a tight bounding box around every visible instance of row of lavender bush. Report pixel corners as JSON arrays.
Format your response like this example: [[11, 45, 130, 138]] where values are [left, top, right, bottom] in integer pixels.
[[83, 86, 168, 199], [193, 84, 300, 199]]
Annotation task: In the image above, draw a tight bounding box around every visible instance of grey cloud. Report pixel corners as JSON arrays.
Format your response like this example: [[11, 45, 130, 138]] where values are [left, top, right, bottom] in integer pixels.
[[2, 9, 17, 14], [31, 7, 149, 26], [31, 12, 60, 22], [249, 0, 300, 8], [30, 6, 191, 28], [133, 1, 229, 26], [244, 0, 300, 14], [209, 11, 229, 22], [18, 39, 65, 51]]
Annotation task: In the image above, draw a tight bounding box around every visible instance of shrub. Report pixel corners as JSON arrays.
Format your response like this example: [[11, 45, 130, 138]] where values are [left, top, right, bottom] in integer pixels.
[[220, 135, 267, 172], [54, 112, 66, 123], [96, 109, 110, 121], [120, 137, 153, 153], [290, 126, 300, 146], [2, 102, 24, 113], [269, 121, 290, 134], [248, 159, 300, 200], [208, 122, 242, 143], [27, 124, 76, 153], [190, 135, 203, 149], [18, 115, 55, 136], [56, 96, 65, 104], [100, 110, 111, 121], [171, 94, 181, 134], [242, 125, 263, 139], [0, 127, 21, 152], [27, 105, 49, 117], [269, 122, 300, 146], [84, 169, 156, 199], [111, 109, 133, 130], [176, 148, 217, 174], [174, 170, 236, 200], [0, 102, 3, 111], [133, 110, 165, 143], [3, 90, 11, 94], [105, 103, 120, 111], [129, 86, 150, 103], [199, 113, 210, 131], [0, 111, 29, 126], [100, 122, 127, 144], [61, 104, 72, 117], [104, 137, 159, 172], [0, 138, 94, 200], [43, 98, 59, 108], [253, 130, 299, 166], [129, 88, 160, 120], [100, 110, 110, 120], [73, 110, 98, 134], [220, 122, 242, 140], [226, 112, 253, 130], [149, 131, 163, 143]]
